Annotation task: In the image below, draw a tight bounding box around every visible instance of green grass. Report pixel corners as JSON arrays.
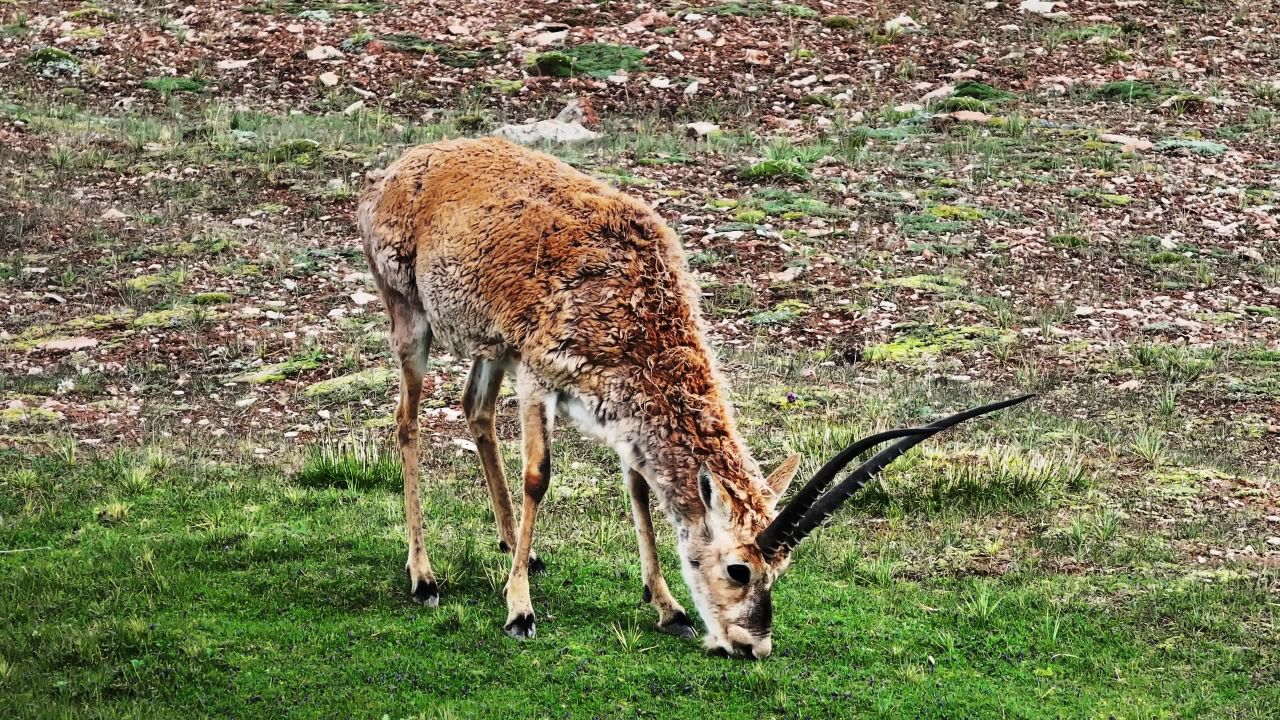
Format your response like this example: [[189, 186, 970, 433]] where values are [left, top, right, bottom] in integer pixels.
[[1, 445, 1275, 718], [0, 435, 1274, 712], [141, 76, 206, 95], [529, 44, 647, 78]]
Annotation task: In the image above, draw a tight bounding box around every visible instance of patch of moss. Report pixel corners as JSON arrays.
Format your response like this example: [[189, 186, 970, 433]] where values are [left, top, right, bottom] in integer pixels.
[[822, 15, 857, 29], [132, 307, 196, 329], [192, 292, 233, 306], [1094, 80, 1155, 101], [1237, 350, 1280, 366], [142, 76, 205, 94], [932, 96, 993, 113], [530, 44, 647, 78], [864, 324, 1014, 363], [778, 3, 818, 18], [484, 78, 524, 95], [747, 299, 810, 326], [1051, 234, 1088, 248], [304, 368, 395, 401], [738, 159, 810, 182], [897, 212, 968, 236], [0, 406, 61, 425], [878, 274, 969, 294], [1099, 194, 1131, 206], [734, 209, 767, 223], [234, 358, 322, 384], [1153, 139, 1228, 156], [65, 311, 134, 330], [925, 204, 984, 221], [953, 81, 1014, 102], [1148, 251, 1185, 266], [27, 47, 79, 66]]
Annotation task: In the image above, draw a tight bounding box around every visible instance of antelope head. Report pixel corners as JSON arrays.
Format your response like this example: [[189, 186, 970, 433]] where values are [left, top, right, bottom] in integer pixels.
[[679, 395, 1033, 660]]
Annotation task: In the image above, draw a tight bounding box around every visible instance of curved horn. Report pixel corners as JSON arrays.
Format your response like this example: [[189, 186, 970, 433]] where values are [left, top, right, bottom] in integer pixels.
[[756, 426, 934, 560], [758, 395, 1034, 560]]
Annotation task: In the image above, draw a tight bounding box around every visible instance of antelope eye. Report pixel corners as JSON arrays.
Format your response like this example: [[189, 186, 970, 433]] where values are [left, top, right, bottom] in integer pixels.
[[726, 564, 751, 585]]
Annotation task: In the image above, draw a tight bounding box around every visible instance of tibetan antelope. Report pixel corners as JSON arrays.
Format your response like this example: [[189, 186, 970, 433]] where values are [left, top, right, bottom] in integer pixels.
[[359, 137, 1029, 658]]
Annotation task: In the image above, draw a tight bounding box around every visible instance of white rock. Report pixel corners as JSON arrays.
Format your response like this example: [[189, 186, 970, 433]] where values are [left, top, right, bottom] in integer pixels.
[[216, 59, 255, 70], [318, 72, 339, 87], [684, 81, 699, 96], [919, 84, 955, 104], [768, 267, 804, 282], [41, 337, 98, 352], [530, 29, 567, 46], [649, 76, 672, 89], [1098, 133, 1153, 151], [1019, 0, 1060, 14], [306, 45, 344, 61], [100, 208, 127, 222], [685, 121, 720, 138], [1074, 306, 1096, 317], [884, 13, 920, 32], [342, 100, 364, 115], [350, 291, 378, 305], [492, 119, 599, 144], [694, 29, 714, 42]]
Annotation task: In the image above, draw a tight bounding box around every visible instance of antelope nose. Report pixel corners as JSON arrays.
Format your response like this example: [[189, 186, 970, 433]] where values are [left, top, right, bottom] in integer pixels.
[[731, 637, 772, 660]]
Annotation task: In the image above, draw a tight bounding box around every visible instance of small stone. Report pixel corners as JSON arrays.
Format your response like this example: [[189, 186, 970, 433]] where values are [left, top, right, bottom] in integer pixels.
[[530, 29, 567, 46], [685, 121, 720, 138], [649, 76, 672, 89], [492, 119, 600, 144], [100, 208, 127, 222], [949, 110, 991, 123], [1099, 133, 1153, 151], [350, 291, 378, 306], [919, 84, 955, 104], [1267, 537, 1280, 547], [622, 10, 670, 34], [216, 59, 254, 70], [884, 13, 920, 32], [306, 45, 343, 61], [285, 23, 304, 33], [744, 49, 771, 66], [41, 337, 98, 352], [342, 100, 365, 115], [318, 71, 339, 87], [1074, 306, 1096, 317], [694, 29, 714, 42], [768, 267, 804, 283]]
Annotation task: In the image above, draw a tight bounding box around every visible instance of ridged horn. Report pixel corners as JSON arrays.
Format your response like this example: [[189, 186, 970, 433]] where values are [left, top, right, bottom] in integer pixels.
[[758, 395, 1034, 560]]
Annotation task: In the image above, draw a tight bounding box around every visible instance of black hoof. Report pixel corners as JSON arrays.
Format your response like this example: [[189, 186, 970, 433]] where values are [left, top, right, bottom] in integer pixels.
[[658, 611, 697, 638], [410, 578, 439, 607], [528, 555, 546, 575], [504, 613, 536, 640]]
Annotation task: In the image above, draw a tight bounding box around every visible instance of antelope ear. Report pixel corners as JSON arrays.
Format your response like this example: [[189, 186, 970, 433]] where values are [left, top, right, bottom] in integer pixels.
[[765, 453, 802, 500], [698, 463, 735, 527]]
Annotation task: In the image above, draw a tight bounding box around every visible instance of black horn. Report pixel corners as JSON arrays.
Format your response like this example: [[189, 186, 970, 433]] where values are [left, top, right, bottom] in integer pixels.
[[757, 395, 1034, 560], [756, 426, 934, 560]]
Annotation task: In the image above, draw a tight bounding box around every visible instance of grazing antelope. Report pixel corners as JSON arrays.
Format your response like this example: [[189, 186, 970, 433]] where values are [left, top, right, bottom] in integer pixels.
[[359, 137, 1029, 658]]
